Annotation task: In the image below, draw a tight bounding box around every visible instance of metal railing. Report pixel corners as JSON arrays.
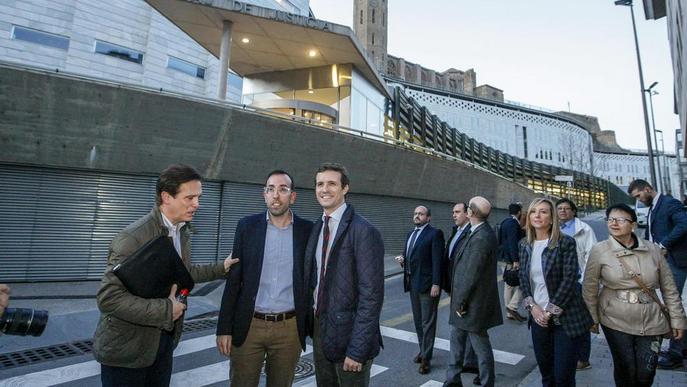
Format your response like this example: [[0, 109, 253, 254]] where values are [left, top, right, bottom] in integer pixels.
[[388, 86, 631, 209]]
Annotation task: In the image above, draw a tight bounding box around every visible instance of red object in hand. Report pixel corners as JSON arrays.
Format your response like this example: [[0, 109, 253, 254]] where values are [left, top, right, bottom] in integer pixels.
[[177, 288, 189, 305]]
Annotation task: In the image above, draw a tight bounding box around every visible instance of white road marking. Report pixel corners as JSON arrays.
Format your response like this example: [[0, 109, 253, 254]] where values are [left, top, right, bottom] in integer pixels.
[[380, 326, 525, 365]]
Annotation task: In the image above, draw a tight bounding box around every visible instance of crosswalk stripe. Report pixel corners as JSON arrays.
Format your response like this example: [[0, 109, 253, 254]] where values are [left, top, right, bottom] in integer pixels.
[[292, 364, 388, 387], [0, 335, 221, 387], [380, 326, 524, 366], [169, 344, 313, 387], [171, 360, 228, 386], [0, 324, 522, 386], [419, 381, 444, 387]]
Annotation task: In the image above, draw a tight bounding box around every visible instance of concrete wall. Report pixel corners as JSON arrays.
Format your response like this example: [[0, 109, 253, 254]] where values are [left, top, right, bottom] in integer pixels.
[[0, 65, 539, 210]]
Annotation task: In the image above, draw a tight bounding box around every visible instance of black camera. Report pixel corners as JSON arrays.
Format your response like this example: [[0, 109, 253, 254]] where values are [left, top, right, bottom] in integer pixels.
[[0, 308, 49, 336]]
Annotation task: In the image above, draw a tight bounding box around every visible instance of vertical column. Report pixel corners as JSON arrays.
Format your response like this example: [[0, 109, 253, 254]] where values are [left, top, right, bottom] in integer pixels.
[[217, 20, 233, 100]]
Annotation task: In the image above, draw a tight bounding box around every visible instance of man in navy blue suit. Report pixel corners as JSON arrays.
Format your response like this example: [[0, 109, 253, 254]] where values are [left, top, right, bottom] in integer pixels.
[[396, 205, 445, 374], [216, 170, 314, 387], [307, 163, 385, 387], [629, 179, 687, 369]]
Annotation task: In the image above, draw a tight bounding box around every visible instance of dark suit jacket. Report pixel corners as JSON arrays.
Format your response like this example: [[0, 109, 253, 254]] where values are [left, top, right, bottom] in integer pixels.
[[449, 222, 503, 331], [441, 224, 471, 293], [518, 235, 593, 338], [305, 204, 385, 363], [216, 212, 314, 350], [646, 194, 687, 268], [403, 224, 445, 293], [498, 217, 524, 263]]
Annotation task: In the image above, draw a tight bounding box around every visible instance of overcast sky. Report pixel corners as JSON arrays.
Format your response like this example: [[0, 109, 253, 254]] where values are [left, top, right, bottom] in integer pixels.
[[308, 0, 678, 153]]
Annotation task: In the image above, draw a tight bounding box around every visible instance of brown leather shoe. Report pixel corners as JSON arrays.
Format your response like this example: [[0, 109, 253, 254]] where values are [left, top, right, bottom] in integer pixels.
[[413, 353, 422, 363], [419, 359, 431, 374], [507, 308, 526, 322]]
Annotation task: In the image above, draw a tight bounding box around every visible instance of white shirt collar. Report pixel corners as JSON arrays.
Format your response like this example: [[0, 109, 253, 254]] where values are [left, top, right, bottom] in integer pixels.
[[651, 193, 660, 208], [160, 211, 185, 232], [471, 221, 484, 232], [415, 223, 429, 231], [322, 202, 347, 222]]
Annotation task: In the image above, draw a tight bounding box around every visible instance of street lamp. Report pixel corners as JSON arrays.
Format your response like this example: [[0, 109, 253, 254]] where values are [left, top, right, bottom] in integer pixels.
[[615, 0, 658, 189], [656, 129, 668, 192], [645, 81, 664, 191]]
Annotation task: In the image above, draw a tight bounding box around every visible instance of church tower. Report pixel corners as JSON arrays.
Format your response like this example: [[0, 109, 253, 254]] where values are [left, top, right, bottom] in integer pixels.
[[353, 0, 388, 73]]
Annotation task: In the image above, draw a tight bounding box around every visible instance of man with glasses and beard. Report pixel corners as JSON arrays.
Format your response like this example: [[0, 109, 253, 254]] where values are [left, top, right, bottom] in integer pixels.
[[216, 170, 314, 387]]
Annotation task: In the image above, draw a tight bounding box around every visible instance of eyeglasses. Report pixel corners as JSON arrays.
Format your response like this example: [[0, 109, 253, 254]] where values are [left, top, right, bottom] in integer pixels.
[[264, 186, 292, 195], [605, 217, 633, 225]]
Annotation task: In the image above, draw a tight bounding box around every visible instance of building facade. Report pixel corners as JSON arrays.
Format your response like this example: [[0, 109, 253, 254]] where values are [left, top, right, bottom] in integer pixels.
[[0, 0, 310, 103]]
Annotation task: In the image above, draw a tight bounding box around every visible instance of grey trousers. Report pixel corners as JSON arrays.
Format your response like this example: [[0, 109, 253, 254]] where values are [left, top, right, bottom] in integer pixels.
[[445, 325, 496, 387], [410, 288, 439, 360], [313, 316, 373, 387]]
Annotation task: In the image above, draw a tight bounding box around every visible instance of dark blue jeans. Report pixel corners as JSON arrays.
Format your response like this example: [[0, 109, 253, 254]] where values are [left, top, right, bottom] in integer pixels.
[[666, 261, 687, 359], [531, 322, 579, 387], [602, 324, 662, 387], [101, 331, 174, 387]]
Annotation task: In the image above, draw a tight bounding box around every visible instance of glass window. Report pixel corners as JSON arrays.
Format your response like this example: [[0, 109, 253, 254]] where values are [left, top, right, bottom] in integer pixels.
[[11, 25, 69, 50], [168, 56, 205, 79], [95, 40, 143, 64]]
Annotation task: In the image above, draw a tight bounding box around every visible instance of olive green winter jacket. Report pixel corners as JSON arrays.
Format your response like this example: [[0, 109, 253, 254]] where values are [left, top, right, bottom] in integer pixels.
[[93, 207, 226, 368]]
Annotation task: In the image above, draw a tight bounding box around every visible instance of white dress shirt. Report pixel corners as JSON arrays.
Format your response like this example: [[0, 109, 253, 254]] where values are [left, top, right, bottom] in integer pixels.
[[161, 212, 185, 256]]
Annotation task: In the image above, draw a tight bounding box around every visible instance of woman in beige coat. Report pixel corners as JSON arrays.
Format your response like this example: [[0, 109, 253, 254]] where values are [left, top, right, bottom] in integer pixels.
[[583, 203, 687, 387]]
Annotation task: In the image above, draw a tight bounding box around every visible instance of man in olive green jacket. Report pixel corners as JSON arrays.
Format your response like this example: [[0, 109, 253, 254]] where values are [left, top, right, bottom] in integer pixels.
[[93, 164, 237, 387]]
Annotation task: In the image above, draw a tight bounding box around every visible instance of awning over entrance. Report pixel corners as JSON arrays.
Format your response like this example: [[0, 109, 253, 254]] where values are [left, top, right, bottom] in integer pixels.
[[145, 0, 390, 98]]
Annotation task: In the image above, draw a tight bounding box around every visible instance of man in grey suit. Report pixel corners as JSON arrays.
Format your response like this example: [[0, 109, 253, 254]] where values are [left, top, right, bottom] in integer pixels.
[[443, 196, 503, 387]]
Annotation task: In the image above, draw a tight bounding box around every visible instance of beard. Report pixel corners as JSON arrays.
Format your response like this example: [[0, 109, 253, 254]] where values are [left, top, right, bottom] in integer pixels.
[[268, 204, 289, 217]]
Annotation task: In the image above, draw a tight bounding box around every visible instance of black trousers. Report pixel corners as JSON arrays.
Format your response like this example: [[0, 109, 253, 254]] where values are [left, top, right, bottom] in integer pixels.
[[101, 330, 174, 387], [602, 325, 662, 387]]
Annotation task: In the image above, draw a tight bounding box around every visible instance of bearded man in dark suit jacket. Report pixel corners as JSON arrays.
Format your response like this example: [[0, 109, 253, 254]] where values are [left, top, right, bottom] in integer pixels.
[[444, 196, 503, 387], [395, 206, 445, 374], [216, 170, 313, 387]]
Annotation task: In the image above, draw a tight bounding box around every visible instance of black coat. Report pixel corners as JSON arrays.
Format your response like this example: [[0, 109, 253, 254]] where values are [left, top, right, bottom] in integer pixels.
[[441, 224, 471, 293], [449, 222, 503, 331], [216, 212, 314, 350], [403, 224, 445, 293], [498, 217, 524, 263], [305, 204, 385, 363]]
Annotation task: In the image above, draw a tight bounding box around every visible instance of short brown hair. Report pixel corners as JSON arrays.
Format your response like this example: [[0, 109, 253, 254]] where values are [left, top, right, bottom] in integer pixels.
[[156, 164, 202, 206], [316, 162, 350, 188], [627, 179, 652, 195]]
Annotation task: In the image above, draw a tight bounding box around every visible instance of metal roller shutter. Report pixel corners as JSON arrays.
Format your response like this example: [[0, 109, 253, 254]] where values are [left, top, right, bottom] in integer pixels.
[[346, 193, 455, 254], [0, 165, 221, 281]]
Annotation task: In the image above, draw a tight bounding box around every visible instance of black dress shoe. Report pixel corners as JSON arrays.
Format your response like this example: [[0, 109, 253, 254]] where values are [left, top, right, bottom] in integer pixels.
[[413, 353, 422, 363], [462, 365, 479, 374], [473, 375, 481, 385], [419, 359, 431, 374]]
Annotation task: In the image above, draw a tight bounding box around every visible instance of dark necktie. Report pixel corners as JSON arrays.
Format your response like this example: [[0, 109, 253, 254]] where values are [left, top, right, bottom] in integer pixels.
[[407, 228, 420, 257], [316, 216, 331, 315]]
